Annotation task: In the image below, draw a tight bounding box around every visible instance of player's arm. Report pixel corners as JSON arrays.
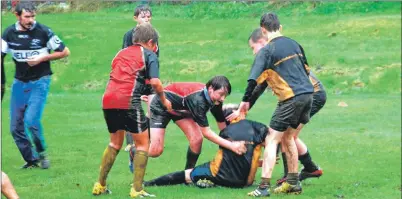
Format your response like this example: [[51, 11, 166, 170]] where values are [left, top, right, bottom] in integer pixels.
[[2, 37, 9, 101], [210, 103, 226, 131], [249, 81, 268, 110], [199, 126, 245, 155], [1, 53, 6, 101], [299, 44, 310, 75], [28, 29, 70, 67], [227, 49, 271, 121], [29, 47, 70, 65], [147, 52, 172, 111], [189, 103, 245, 154]]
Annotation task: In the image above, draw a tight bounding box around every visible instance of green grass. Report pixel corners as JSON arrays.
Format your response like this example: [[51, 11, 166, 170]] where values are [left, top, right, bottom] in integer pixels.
[[1, 2, 401, 94], [1, 2, 401, 199], [1, 93, 401, 199]]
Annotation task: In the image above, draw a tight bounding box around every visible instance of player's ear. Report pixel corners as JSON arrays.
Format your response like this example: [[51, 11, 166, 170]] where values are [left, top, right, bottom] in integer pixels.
[[279, 25, 283, 32], [147, 39, 155, 48], [133, 16, 138, 22], [261, 27, 268, 35]]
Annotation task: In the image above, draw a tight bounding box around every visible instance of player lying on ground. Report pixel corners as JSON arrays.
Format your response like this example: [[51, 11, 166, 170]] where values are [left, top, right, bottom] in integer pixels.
[[144, 105, 273, 196]]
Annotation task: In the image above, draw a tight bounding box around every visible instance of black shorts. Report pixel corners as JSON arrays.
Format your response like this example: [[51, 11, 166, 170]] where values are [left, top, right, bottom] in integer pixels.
[[103, 109, 148, 133], [149, 97, 188, 129], [270, 93, 313, 132], [310, 90, 327, 117]]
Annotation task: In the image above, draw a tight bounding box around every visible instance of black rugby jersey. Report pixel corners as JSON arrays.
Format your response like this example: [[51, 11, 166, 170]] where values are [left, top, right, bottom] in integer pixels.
[[210, 119, 268, 187], [1, 22, 66, 82], [248, 36, 313, 101]]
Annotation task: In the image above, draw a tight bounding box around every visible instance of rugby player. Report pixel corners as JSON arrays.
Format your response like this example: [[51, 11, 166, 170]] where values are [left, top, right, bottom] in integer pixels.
[[248, 27, 325, 185], [144, 105, 269, 191], [147, 76, 248, 169], [121, 4, 159, 173], [227, 13, 315, 196], [92, 23, 171, 198]]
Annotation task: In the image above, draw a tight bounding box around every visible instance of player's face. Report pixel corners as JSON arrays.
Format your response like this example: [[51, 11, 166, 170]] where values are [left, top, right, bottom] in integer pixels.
[[16, 10, 36, 30], [135, 11, 152, 25], [248, 39, 266, 55], [208, 87, 228, 105]]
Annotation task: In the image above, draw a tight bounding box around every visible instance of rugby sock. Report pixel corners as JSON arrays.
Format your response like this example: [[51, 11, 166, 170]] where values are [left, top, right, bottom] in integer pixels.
[[143, 171, 186, 186], [298, 150, 318, 172], [259, 177, 271, 189], [133, 150, 149, 192], [286, 173, 299, 185], [98, 145, 120, 186], [185, 147, 200, 170], [281, 152, 288, 176]]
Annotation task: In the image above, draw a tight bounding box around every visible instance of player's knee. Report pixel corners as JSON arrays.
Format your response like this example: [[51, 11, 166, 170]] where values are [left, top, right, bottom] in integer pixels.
[[109, 142, 123, 150], [189, 136, 203, 149], [148, 146, 163, 157], [2, 172, 8, 186], [24, 117, 40, 130]]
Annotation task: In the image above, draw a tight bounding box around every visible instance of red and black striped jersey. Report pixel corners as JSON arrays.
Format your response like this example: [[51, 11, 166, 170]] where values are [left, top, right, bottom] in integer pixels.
[[102, 44, 159, 109]]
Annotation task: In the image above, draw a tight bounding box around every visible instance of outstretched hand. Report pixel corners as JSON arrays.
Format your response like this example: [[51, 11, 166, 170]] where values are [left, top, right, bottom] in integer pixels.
[[225, 109, 241, 122], [231, 141, 247, 155]]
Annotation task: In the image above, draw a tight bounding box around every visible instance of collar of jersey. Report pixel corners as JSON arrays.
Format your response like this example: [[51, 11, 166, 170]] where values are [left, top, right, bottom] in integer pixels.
[[267, 31, 283, 43], [203, 87, 214, 106], [15, 21, 37, 31]]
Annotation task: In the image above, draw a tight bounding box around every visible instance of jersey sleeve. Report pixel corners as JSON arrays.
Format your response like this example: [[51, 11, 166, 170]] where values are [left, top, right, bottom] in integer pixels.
[[210, 103, 226, 123], [146, 51, 160, 79], [46, 28, 65, 52], [248, 47, 272, 83], [249, 81, 268, 109], [1, 29, 9, 55]]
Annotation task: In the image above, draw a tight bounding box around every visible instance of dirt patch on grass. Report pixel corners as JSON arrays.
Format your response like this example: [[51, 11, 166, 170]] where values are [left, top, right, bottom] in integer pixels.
[[179, 60, 218, 75]]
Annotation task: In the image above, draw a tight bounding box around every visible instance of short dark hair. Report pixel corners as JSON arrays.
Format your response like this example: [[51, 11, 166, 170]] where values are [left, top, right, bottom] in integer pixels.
[[133, 23, 159, 44], [206, 76, 232, 95], [260, 12, 280, 32], [222, 103, 239, 119], [249, 28, 266, 43], [15, 2, 36, 16], [134, 4, 152, 17]]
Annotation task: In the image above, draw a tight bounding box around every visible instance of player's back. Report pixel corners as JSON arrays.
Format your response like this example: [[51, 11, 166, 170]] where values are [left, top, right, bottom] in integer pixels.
[[210, 119, 268, 187], [103, 45, 152, 109]]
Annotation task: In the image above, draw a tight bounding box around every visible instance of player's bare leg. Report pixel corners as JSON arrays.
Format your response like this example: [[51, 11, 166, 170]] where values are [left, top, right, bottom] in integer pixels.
[[2, 172, 20, 199], [176, 118, 203, 169], [148, 128, 166, 157], [274, 128, 302, 194]]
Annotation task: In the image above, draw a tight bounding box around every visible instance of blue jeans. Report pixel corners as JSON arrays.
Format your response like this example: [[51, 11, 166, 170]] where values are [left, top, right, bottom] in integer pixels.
[[10, 75, 51, 163]]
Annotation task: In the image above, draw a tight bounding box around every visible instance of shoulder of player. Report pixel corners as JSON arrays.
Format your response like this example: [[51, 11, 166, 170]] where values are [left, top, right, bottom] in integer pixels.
[[34, 22, 57, 39], [2, 24, 16, 38], [124, 28, 134, 38], [142, 47, 158, 59]]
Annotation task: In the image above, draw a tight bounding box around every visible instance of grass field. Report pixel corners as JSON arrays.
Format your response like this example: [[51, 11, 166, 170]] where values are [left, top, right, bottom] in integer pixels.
[[1, 2, 401, 199]]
